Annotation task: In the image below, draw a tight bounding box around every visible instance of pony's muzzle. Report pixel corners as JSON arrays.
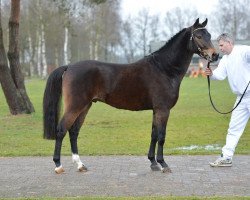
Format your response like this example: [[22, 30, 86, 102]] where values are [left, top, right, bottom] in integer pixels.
[[205, 48, 219, 62], [211, 53, 219, 62]]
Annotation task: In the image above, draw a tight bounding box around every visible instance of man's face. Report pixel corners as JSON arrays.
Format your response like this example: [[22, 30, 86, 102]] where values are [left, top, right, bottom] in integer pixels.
[[218, 39, 233, 55]]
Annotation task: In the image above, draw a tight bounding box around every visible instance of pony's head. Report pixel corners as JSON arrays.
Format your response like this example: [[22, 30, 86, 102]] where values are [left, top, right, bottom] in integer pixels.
[[189, 18, 219, 62]]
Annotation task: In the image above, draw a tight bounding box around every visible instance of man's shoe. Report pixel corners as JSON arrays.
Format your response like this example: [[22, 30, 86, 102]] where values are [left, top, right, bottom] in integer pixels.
[[209, 156, 232, 167]]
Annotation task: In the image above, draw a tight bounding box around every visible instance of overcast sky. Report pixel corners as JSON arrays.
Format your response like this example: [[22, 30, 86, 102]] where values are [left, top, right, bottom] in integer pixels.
[[121, 0, 218, 19], [120, 0, 220, 38]]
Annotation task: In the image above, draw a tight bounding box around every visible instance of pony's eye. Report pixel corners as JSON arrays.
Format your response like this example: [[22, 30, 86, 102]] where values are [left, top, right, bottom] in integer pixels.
[[196, 35, 202, 39]]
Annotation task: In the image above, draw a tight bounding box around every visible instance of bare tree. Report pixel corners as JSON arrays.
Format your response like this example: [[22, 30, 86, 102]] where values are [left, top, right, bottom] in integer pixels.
[[210, 0, 249, 39], [1, 0, 128, 79], [93, 0, 121, 61], [135, 8, 150, 56], [120, 9, 161, 60], [53, 0, 115, 63], [0, 0, 34, 114], [163, 7, 199, 38], [150, 15, 160, 42], [53, 0, 74, 65], [121, 16, 137, 63], [124, 8, 161, 58], [37, 0, 48, 78]]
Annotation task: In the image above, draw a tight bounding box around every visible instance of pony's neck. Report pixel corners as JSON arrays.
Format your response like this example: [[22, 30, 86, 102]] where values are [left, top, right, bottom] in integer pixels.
[[150, 28, 194, 78]]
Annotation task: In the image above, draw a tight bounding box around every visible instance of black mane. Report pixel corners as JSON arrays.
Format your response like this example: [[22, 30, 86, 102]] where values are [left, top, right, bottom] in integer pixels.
[[153, 28, 187, 54], [146, 27, 192, 76]]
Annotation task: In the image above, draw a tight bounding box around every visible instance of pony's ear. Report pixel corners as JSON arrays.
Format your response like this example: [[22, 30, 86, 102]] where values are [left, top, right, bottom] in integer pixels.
[[193, 18, 199, 27], [201, 18, 208, 27]]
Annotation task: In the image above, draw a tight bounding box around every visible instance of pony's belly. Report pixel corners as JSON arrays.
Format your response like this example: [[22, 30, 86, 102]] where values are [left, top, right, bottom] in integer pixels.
[[105, 97, 152, 111]]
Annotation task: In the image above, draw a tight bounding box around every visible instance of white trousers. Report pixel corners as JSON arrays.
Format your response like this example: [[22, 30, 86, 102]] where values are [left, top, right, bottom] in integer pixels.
[[222, 93, 250, 159]]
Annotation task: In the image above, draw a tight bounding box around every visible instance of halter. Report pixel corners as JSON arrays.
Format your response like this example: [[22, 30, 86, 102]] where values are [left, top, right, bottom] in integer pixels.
[[190, 27, 212, 61]]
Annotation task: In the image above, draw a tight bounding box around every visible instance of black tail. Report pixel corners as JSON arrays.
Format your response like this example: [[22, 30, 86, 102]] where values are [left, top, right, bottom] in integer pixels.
[[43, 66, 68, 139]]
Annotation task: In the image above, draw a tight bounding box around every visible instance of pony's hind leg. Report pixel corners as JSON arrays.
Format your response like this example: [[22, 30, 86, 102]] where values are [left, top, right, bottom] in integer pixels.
[[69, 104, 91, 172], [53, 120, 67, 174], [53, 111, 81, 174]]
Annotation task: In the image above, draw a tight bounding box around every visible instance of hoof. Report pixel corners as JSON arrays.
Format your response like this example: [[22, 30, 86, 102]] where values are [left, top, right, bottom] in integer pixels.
[[78, 164, 88, 172], [55, 166, 65, 174], [161, 167, 172, 173], [150, 163, 161, 171]]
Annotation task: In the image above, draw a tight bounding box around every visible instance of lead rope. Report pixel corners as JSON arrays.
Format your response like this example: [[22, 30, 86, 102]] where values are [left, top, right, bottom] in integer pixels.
[[207, 62, 250, 114]]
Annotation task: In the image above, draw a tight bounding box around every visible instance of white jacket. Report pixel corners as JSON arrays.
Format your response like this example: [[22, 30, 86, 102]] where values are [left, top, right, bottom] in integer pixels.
[[211, 45, 250, 95]]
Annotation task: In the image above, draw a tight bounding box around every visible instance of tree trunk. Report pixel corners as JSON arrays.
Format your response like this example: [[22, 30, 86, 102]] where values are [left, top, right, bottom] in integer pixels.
[[41, 22, 47, 78], [0, 0, 35, 114], [28, 35, 35, 76], [36, 29, 42, 76], [0, 17, 24, 114], [38, 0, 47, 78], [94, 32, 100, 60], [64, 26, 69, 64]]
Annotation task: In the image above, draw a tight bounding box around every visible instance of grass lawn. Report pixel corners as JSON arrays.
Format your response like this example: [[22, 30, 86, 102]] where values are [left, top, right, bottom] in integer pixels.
[[0, 78, 249, 157]]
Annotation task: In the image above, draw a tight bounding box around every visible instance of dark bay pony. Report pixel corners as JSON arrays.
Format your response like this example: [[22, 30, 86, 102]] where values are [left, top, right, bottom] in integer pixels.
[[43, 18, 218, 174]]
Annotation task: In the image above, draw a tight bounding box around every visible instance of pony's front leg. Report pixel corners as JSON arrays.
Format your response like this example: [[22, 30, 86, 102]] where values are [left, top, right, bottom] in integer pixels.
[[148, 114, 161, 171], [155, 110, 172, 173]]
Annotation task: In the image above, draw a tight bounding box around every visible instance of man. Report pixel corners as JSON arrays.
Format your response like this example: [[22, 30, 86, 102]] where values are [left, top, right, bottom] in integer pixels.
[[205, 33, 250, 167]]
